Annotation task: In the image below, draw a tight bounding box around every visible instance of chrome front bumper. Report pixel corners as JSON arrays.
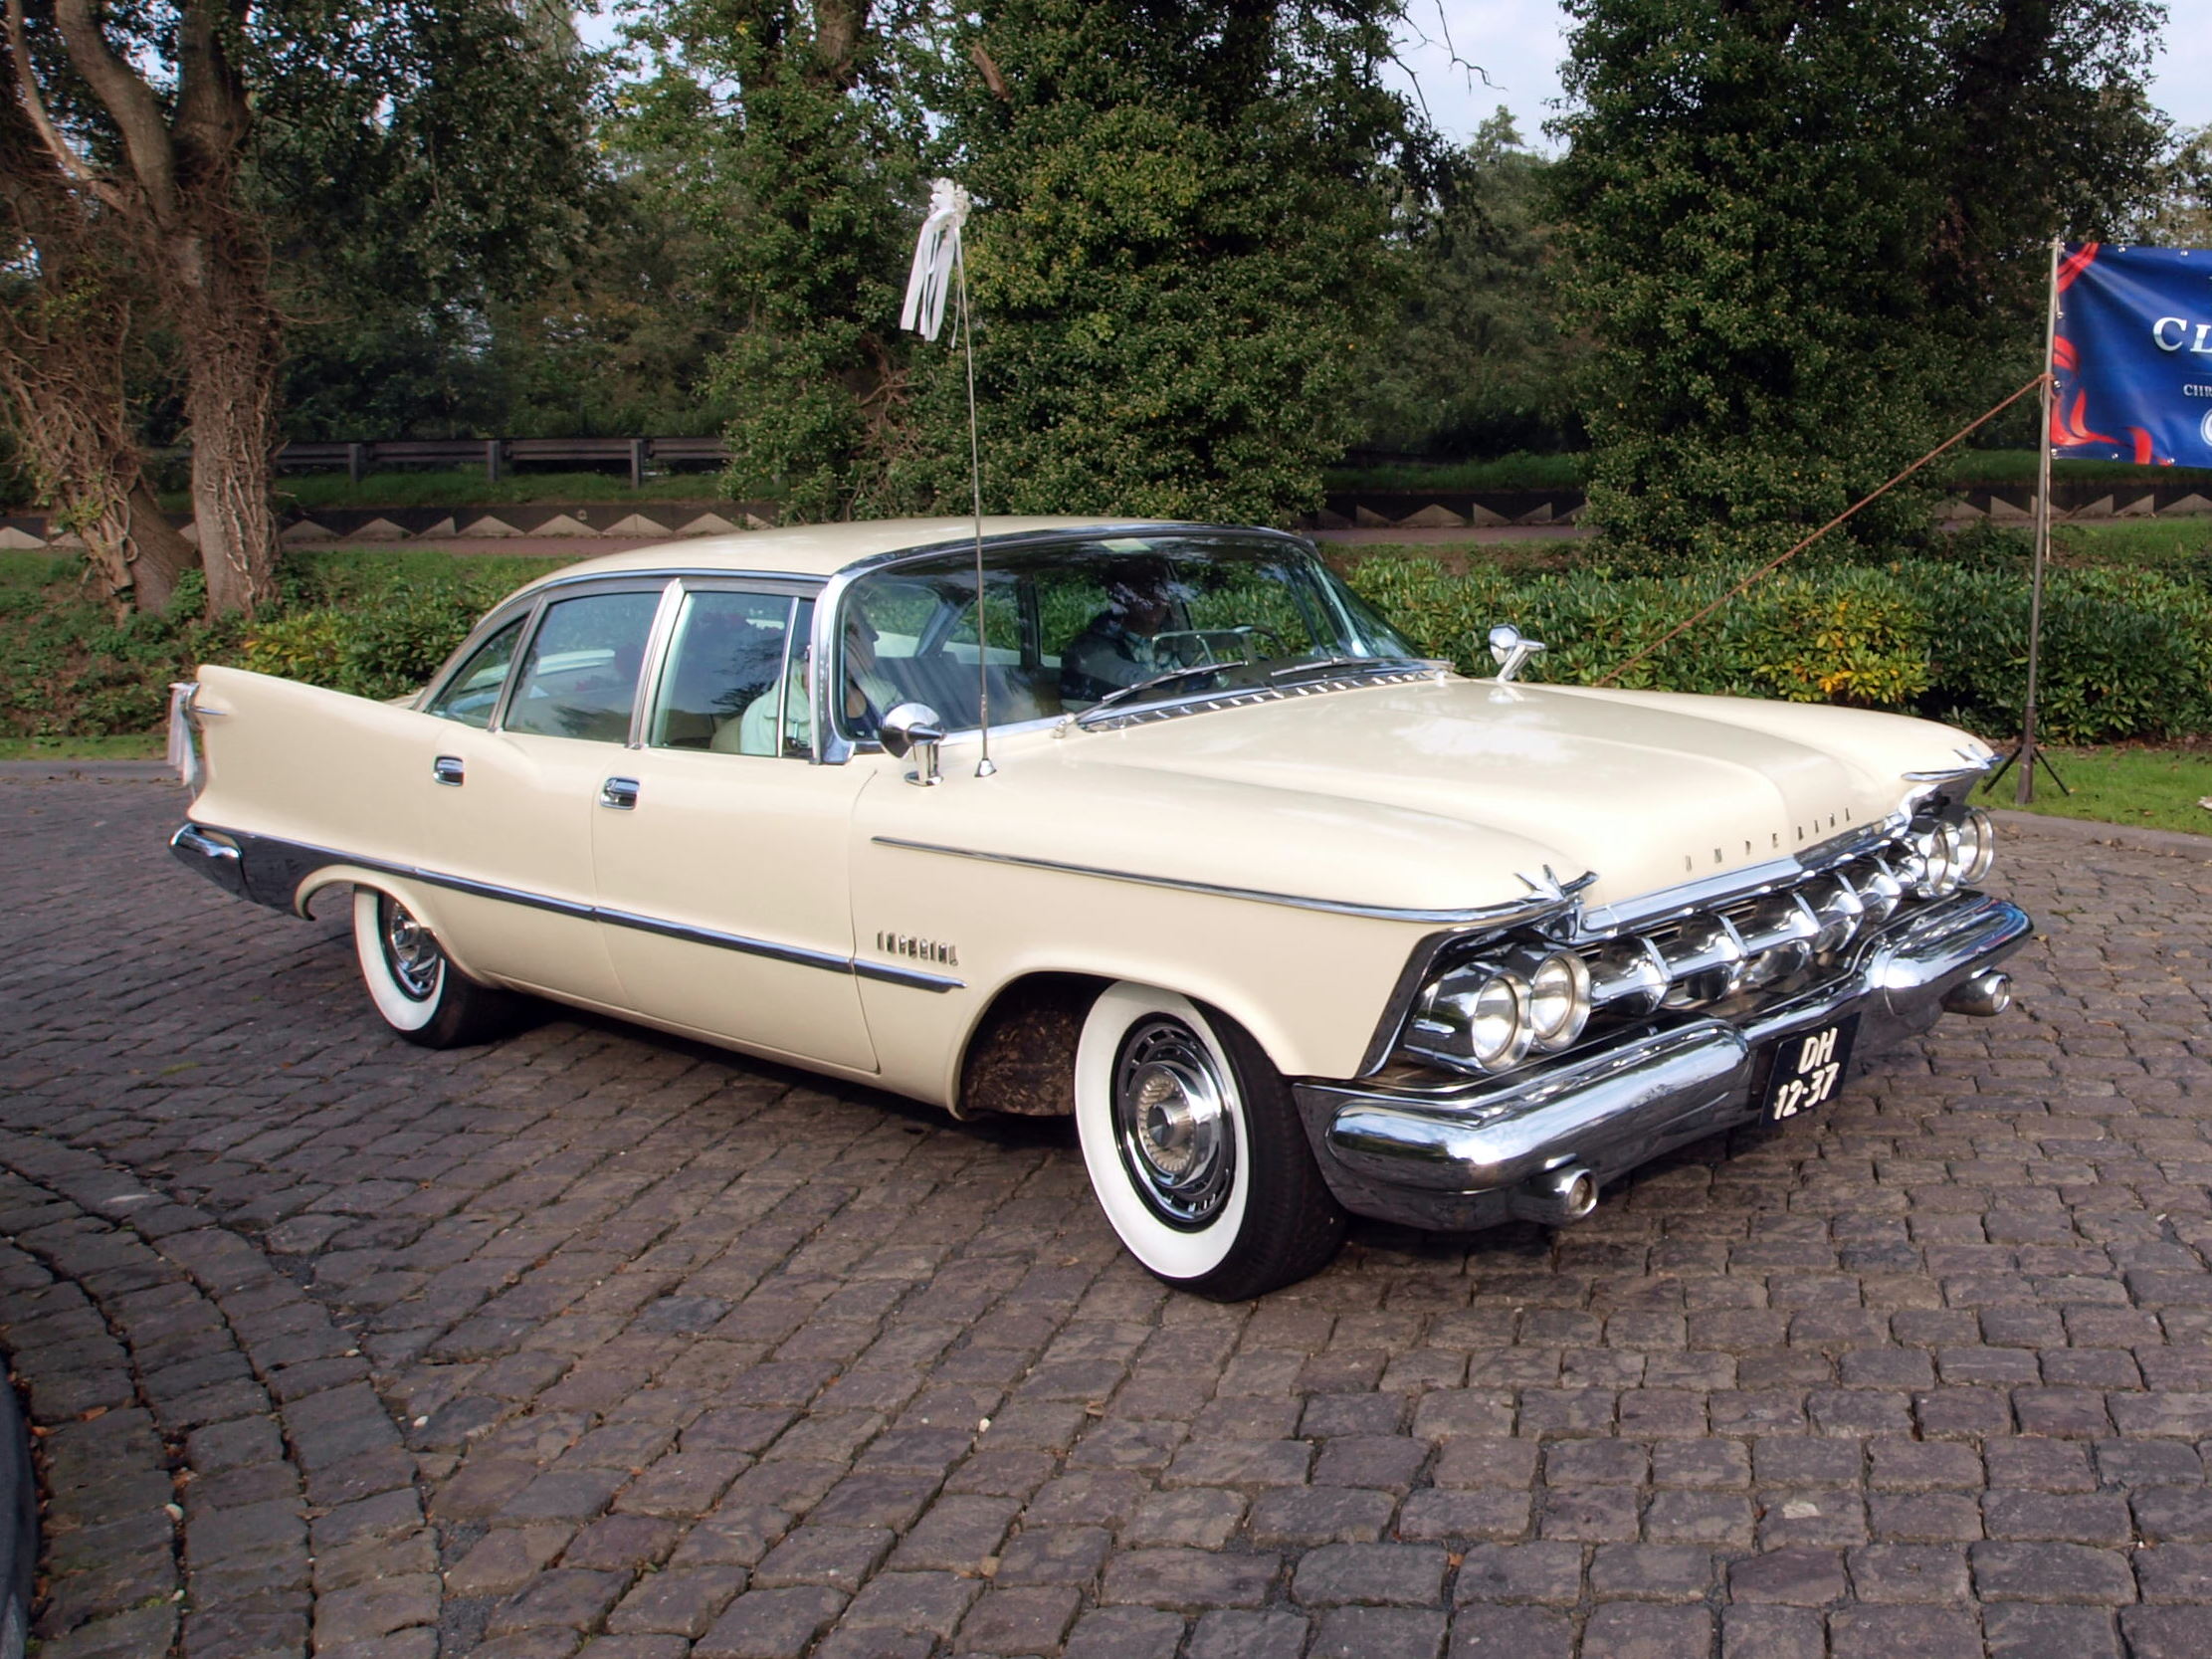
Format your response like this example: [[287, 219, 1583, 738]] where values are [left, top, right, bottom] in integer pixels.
[[1294, 890, 2033, 1232]]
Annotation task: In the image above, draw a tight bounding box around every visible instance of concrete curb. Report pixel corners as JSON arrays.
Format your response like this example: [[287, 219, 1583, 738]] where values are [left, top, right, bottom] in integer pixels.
[[0, 759, 175, 781], [1989, 806, 2212, 861]]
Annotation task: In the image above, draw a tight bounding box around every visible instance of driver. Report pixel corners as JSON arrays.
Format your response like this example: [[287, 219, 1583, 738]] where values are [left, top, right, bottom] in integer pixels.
[[841, 601, 905, 735], [1060, 559, 1179, 704]]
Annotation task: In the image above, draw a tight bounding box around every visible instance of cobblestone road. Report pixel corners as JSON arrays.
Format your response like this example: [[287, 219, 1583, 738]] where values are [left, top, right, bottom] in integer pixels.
[[3, 777, 2210, 1659]]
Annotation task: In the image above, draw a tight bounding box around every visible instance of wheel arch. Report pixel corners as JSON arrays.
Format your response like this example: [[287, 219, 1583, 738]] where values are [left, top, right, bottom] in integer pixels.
[[950, 967, 1307, 1121]]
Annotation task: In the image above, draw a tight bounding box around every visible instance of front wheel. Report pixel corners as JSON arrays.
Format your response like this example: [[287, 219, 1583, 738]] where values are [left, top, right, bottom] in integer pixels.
[[351, 888, 520, 1048], [1074, 982, 1348, 1300]]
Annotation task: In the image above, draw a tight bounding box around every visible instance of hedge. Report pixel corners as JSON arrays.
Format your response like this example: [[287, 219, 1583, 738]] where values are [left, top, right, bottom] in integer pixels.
[[0, 551, 546, 740], [7, 542, 2211, 747], [1345, 551, 2212, 744]]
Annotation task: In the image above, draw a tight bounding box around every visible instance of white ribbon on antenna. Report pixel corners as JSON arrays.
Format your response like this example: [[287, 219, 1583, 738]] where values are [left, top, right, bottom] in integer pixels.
[[901, 178, 970, 342]]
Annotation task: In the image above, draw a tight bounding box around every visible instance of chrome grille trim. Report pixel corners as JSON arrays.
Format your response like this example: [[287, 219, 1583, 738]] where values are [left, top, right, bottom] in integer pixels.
[[1570, 814, 1909, 939]]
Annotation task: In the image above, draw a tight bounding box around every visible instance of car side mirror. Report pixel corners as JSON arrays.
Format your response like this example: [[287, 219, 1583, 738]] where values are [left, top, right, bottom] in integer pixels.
[[880, 703, 945, 786], [1489, 623, 1547, 684]]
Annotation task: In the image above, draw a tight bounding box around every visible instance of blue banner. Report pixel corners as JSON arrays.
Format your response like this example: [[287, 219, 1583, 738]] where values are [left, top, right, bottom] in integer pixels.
[[2051, 243, 2212, 467]]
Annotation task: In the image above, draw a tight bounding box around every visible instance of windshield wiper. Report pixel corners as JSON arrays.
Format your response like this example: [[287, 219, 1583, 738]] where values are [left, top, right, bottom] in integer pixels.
[[1268, 655, 1426, 684], [1074, 662, 1240, 724]]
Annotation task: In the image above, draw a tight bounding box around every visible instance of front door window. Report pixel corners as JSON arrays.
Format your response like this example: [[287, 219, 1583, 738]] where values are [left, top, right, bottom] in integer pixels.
[[649, 591, 817, 757]]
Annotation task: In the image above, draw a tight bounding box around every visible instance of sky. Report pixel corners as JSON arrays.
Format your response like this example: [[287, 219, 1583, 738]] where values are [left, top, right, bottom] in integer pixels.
[[1389, 0, 2212, 155]]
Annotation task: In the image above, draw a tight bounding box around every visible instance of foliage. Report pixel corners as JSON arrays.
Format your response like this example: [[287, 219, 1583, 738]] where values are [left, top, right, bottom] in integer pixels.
[[0, 548, 551, 738], [620, 0, 1441, 524], [621, 0, 930, 522], [1551, 0, 2167, 568], [900, 0, 1439, 525], [1344, 546, 2212, 744], [2134, 123, 2212, 247], [1349, 110, 1586, 459]]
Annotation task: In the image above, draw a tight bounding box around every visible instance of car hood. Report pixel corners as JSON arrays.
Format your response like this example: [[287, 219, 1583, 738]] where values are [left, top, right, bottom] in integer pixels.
[[870, 677, 1986, 917]]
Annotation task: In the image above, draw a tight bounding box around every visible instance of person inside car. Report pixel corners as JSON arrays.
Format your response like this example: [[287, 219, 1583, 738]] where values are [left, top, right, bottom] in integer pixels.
[[1059, 560, 1180, 704]]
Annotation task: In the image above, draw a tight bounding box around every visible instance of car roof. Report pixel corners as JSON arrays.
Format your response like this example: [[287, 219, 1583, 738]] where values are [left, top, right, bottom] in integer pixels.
[[520, 515, 1198, 588]]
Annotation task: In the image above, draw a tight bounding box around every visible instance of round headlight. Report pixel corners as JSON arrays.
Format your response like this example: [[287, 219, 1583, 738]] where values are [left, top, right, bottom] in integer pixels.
[[1904, 821, 1963, 899], [1465, 971, 1534, 1070], [1525, 949, 1592, 1053], [1956, 806, 1996, 884], [1409, 964, 1535, 1073]]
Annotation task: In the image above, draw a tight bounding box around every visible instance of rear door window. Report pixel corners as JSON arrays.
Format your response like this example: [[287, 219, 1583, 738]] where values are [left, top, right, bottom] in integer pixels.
[[503, 590, 665, 742], [427, 615, 527, 728]]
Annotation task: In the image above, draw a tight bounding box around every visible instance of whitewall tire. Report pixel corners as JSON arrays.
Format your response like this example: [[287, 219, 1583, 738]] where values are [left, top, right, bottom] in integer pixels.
[[351, 888, 519, 1048], [1074, 981, 1348, 1300]]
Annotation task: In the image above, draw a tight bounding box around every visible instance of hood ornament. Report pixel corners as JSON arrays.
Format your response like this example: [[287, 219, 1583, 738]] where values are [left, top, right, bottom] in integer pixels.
[[1489, 623, 1546, 683], [1515, 864, 1597, 903]]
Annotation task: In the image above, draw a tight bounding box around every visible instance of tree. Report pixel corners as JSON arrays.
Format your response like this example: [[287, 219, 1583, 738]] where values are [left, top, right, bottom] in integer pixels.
[[1350, 108, 1585, 459], [623, 0, 930, 521], [0, 49, 194, 611], [917, 0, 1437, 523], [1552, 0, 2165, 566], [2135, 123, 2211, 246], [3, 1, 598, 613]]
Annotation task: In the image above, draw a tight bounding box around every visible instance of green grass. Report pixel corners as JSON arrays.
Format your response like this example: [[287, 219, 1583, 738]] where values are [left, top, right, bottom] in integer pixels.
[[1980, 743, 2212, 836], [0, 733, 164, 760], [1943, 449, 2212, 488], [152, 468, 744, 515], [2051, 518, 2212, 568]]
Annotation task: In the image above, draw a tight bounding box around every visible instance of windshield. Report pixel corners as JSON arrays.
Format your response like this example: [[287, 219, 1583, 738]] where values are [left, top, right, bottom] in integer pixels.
[[835, 532, 1423, 740]]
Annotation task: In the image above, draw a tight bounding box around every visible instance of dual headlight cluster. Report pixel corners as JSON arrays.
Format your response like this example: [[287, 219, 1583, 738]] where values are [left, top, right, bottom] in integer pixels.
[[1902, 806, 1996, 899], [1406, 944, 1593, 1074], [1405, 806, 1997, 1077]]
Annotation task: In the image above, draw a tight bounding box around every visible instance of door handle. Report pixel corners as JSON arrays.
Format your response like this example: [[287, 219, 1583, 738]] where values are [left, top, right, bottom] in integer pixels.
[[600, 776, 640, 810], [433, 755, 465, 786]]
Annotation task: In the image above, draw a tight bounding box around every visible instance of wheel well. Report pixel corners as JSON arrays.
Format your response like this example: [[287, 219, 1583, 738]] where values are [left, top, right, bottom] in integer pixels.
[[957, 972, 1107, 1119]]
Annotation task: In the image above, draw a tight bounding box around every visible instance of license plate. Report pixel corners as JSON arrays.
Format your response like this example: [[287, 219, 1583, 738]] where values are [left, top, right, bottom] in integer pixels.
[[1761, 1016, 1859, 1124]]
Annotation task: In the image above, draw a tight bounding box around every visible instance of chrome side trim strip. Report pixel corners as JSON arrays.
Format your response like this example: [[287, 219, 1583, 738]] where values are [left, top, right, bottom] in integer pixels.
[[871, 835, 1586, 928], [592, 906, 854, 974], [174, 823, 960, 992]]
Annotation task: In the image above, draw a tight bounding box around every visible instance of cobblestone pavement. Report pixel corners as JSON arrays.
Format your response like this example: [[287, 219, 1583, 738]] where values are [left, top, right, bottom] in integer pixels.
[[2, 778, 2210, 1659]]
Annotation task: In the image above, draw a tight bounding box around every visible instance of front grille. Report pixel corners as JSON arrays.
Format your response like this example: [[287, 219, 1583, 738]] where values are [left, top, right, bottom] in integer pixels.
[[1572, 836, 1923, 1030]]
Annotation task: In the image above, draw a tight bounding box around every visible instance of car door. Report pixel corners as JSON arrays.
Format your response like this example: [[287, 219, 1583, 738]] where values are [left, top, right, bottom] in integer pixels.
[[419, 580, 668, 1008], [588, 581, 880, 1070]]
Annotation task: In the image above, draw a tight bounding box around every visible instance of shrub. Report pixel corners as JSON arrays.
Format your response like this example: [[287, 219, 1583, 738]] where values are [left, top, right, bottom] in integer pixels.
[[1347, 553, 2212, 743]]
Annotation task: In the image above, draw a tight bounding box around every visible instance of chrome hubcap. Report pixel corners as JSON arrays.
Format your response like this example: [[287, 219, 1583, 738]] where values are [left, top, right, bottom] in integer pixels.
[[380, 897, 443, 1001], [1112, 1018, 1236, 1229]]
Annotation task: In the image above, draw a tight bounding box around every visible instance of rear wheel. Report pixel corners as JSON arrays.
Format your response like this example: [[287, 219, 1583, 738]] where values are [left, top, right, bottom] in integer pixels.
[[351, 888, 520, 1048], [1073, 981, 1348, 1300]]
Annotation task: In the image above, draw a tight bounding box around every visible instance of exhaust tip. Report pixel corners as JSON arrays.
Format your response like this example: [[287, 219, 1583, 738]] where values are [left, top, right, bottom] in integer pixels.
[[1511, 1162, 1600, 1226], [1942, 969, 2013, 1018]]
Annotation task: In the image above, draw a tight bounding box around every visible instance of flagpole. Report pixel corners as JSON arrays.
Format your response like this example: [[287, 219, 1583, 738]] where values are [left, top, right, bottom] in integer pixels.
[[2017, 238, 2061, 808]]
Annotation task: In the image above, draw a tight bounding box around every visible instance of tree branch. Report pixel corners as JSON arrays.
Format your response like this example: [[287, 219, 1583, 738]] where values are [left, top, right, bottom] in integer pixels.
[[53, 0, 178, 219], [3, 0, 122, 206]]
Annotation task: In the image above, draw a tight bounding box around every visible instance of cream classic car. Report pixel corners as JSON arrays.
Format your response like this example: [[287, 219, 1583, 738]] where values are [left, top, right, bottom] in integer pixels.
[[170, 518, 2031, 1298]]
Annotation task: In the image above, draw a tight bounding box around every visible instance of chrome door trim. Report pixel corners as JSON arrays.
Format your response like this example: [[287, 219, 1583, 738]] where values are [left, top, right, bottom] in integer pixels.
[[870, 836, 1589, 928], [178, 822, 962, 992]]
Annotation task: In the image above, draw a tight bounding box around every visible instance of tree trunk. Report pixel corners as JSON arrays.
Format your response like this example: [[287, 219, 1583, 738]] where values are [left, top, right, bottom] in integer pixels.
[[173, 223, 280, 616], [123, 479, 197, 613]]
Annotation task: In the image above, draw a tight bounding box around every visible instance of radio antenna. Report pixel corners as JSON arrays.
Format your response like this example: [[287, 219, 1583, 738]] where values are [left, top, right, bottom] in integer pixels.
[[902, 178, 994, 777]]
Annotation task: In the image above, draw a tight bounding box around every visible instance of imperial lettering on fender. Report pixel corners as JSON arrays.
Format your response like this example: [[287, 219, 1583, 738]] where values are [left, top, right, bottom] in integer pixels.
[[876, 931, 960, 967]]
